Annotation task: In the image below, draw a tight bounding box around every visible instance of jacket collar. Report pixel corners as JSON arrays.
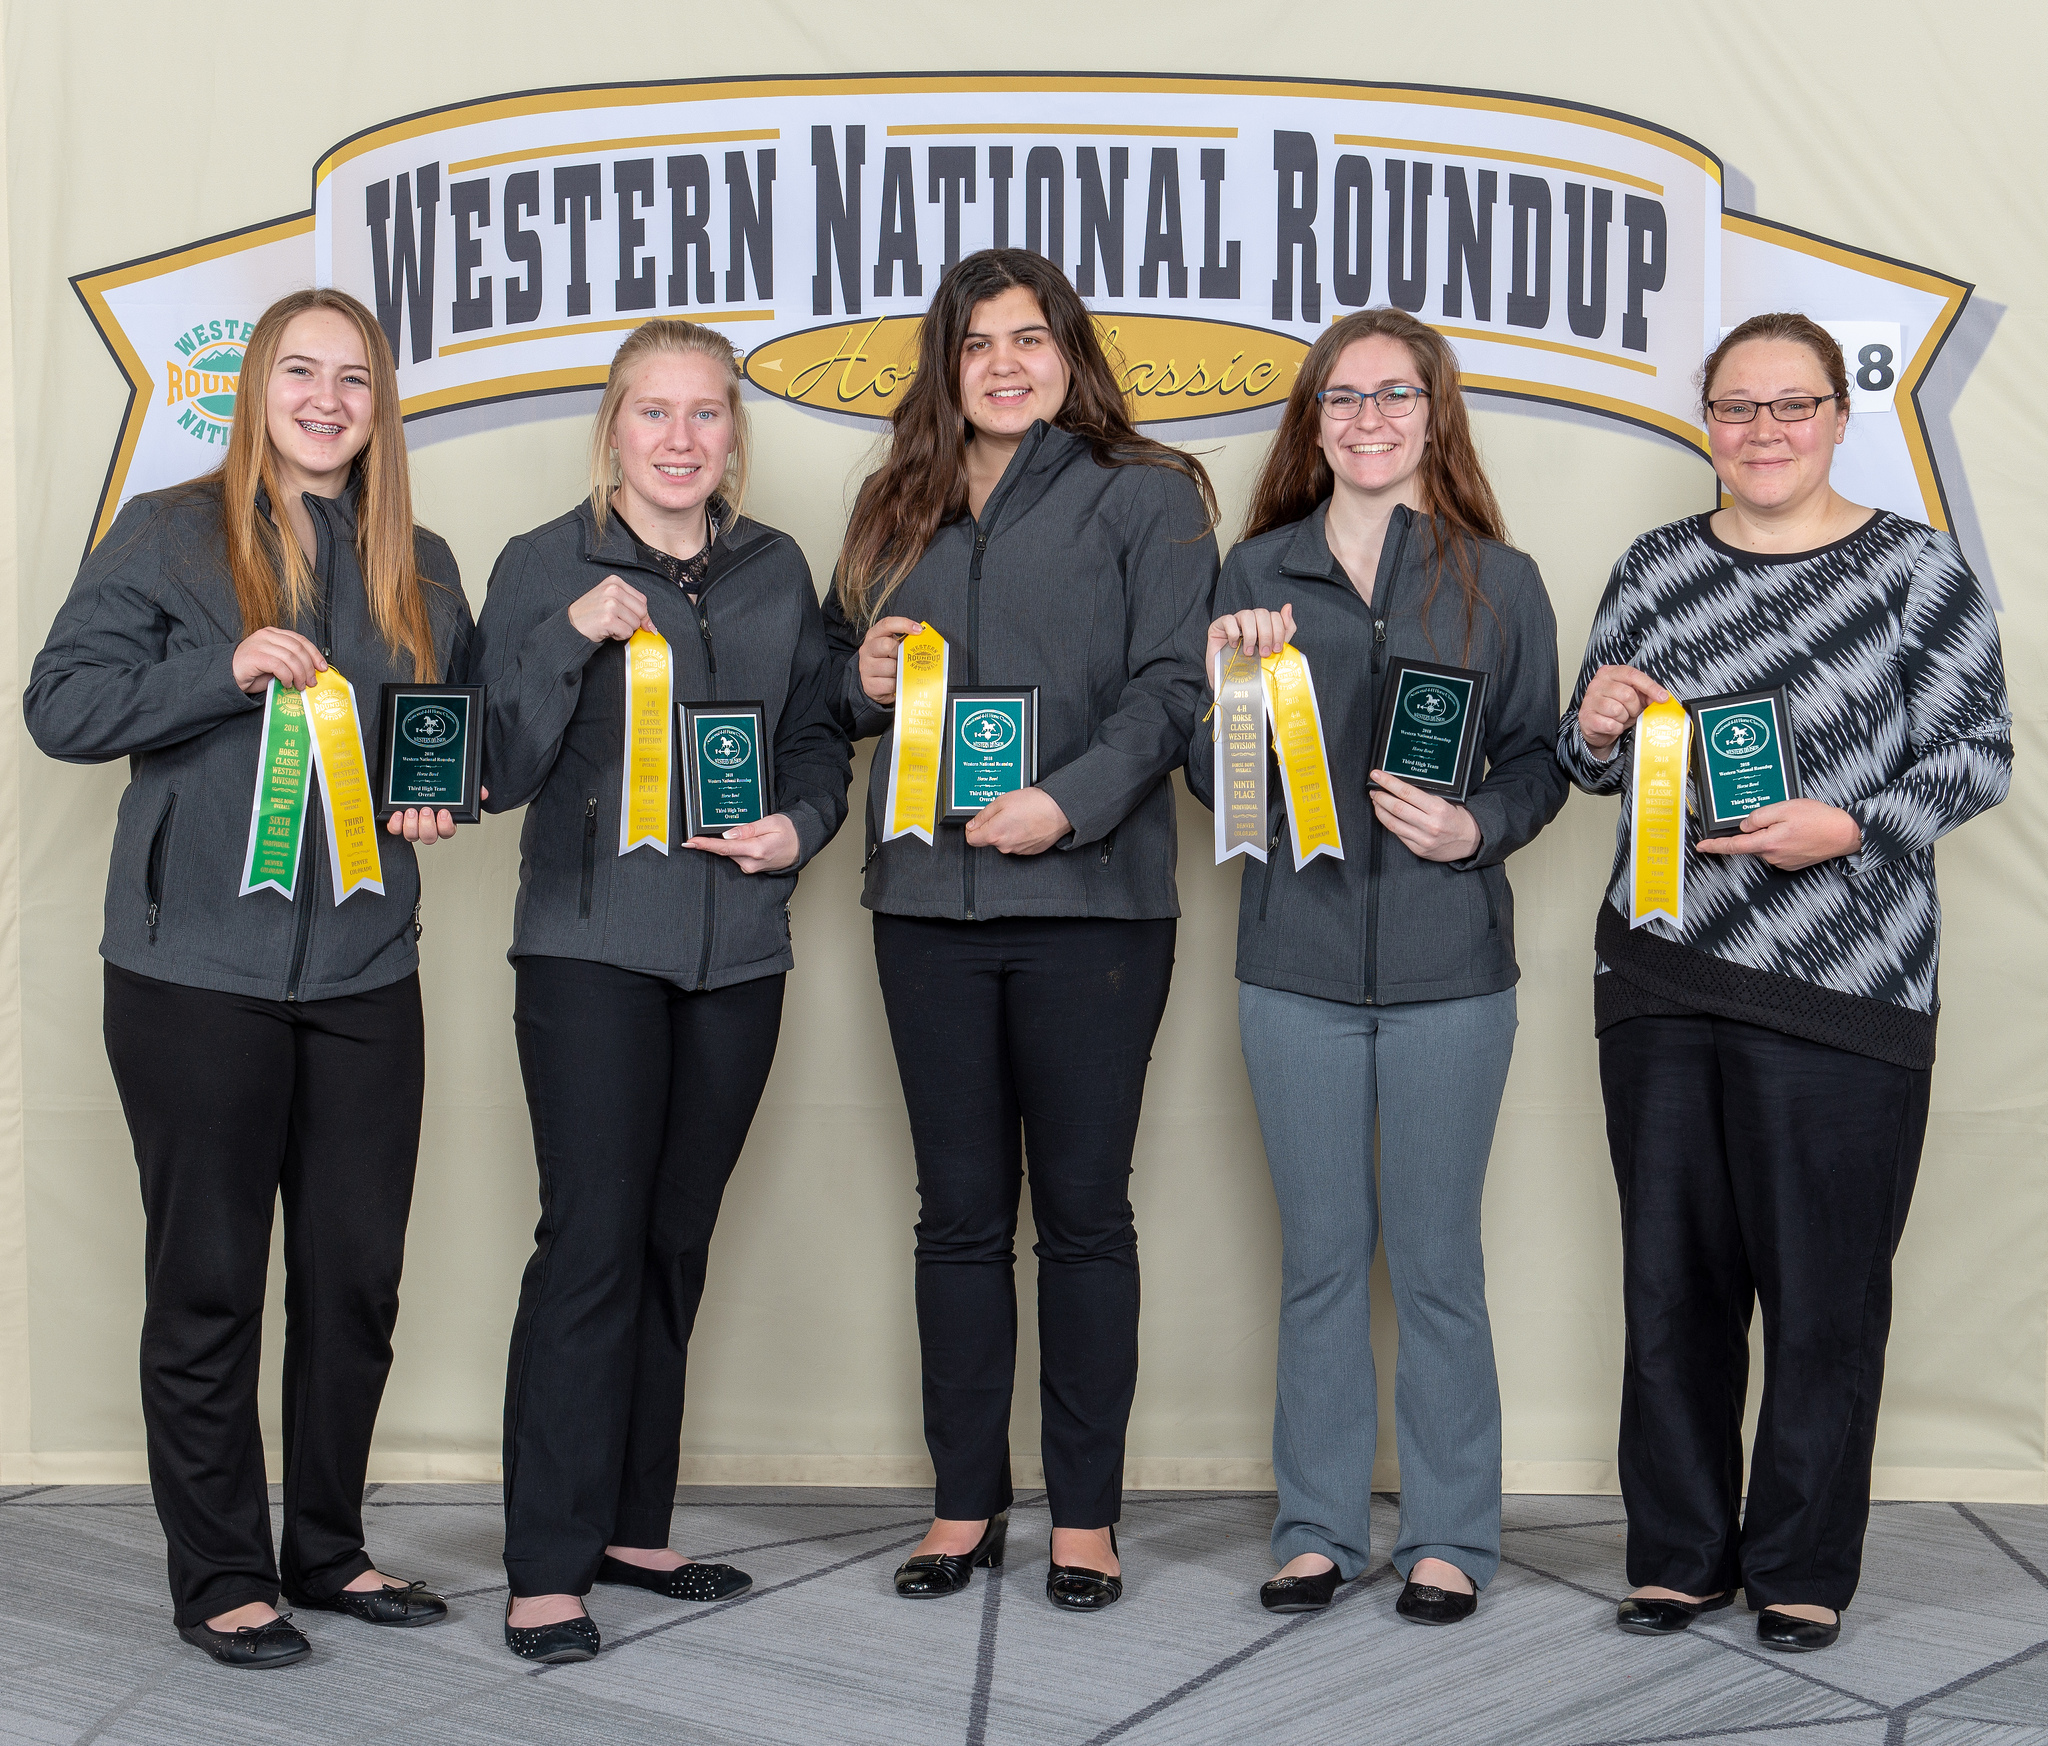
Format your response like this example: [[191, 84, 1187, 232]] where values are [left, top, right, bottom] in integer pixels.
[[1278, 499, 1419, 585], [578, 492, 751, 569], [256, 465, 365, 535]]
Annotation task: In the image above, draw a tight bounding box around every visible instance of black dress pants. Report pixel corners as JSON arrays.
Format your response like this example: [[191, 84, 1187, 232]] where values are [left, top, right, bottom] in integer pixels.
[[102, 963, 424, 1628], [872, 914, 1176, 1527], [1599, 1013, 1930, 1611], [501, 956, 783, 1597]]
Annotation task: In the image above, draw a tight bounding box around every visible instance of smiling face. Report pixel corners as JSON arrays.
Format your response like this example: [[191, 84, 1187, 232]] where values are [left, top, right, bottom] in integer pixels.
[[610, 350, 739, 527], [263, 308, 374, 500], [1705, 337, 1847, 516], [957, 286, 1072, 440], [1316, 336, 1431, 504]]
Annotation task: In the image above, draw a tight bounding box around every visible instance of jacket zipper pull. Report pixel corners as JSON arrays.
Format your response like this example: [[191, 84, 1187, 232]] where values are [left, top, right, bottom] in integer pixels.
[[584, 797, 598, 836], [411, 900, 423, 943], [698, 611, 717, 675], [1373, 619, 1386, 644], [146, 902, 159, 931]]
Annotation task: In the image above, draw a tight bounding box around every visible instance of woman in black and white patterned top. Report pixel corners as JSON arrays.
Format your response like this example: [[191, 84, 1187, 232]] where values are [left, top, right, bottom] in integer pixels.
[[1557, 312, 2010, 1654]]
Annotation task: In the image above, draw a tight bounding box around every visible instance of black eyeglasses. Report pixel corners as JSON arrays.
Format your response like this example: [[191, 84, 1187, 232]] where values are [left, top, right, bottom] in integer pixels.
[[1705, 393, 1839, 425], [1316, 385, 1429, 420]]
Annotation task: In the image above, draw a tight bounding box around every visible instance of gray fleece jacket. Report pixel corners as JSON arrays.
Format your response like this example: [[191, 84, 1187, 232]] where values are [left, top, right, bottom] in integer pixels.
[[1186, 502, 1567, 1005], [822, 422, 1218, 920], [23, 478, 474, 1001], [472, 499, 850, 989]]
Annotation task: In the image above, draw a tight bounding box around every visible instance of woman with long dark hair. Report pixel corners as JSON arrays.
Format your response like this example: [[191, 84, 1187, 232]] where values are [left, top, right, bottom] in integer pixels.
[[1187, 308, 1566, 1622], [1560, 314, 2009, 1651], [474, 318, 849, 1662], [824, 248, 1217, 1611], [25, 288, 472, 1666]]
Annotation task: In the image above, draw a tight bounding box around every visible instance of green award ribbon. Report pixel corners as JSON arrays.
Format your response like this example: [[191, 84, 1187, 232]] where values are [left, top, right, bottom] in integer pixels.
[[239, 680, 313, 899]]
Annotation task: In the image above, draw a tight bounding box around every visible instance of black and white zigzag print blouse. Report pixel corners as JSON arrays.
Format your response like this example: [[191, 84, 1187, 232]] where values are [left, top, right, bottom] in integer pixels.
[[1557, 511, 2011, 1068]]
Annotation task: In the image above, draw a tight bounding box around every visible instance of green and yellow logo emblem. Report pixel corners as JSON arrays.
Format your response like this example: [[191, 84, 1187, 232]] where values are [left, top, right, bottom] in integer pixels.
[[163, 318, 253, 447]]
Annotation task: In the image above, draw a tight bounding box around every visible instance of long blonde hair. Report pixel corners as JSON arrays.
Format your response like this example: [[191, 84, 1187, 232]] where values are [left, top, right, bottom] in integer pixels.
[[588, 319, 751, 535], [215, 287, 438, 681]]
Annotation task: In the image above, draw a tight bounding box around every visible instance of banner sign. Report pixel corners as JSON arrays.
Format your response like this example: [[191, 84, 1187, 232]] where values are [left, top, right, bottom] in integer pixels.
[[74, 74, 1971, 550]]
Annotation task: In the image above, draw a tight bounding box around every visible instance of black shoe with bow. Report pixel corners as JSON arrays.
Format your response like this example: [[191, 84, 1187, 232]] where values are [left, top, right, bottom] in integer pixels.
[[1260, 1562, 1344, 1613], [1395, 1574, 1477, 1625], [177, 1612, 311, 1668], [503, 1601, 600, 1663], [283, 1576, 447, 1627], [1046, 1525, 1122, 1612], [596, 1555, 752, 1602], [894, 1513, 1008, 1598]]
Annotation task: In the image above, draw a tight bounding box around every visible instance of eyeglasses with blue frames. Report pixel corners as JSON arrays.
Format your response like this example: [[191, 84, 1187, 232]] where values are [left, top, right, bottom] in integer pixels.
[[1705, 393, 1839, 424], [1316, 385, 1429, 420]]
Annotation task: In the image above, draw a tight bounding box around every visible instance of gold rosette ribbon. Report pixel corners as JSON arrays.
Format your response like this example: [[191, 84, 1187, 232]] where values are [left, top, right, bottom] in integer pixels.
[[303, 666, 385, 903], [883, 621, 948, 845], [1629, 696, 1690, 927], [621, 627, 674, 855], [1263, 644, 1343, 870]]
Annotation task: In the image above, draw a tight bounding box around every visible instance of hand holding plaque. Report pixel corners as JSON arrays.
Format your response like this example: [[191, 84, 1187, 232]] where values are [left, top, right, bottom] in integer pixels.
[[375, 683, 484, 824], [1687, 687, 1802, 836], [681, 701, 771, 838], [1370, 659, 1488, 802], [942, 688, 1039, 824]]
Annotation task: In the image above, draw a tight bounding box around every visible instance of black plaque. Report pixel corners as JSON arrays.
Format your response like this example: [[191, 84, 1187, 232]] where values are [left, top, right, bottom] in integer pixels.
[[375, 683, 483, 822], [1688, 686, 1803, 837], [941, 687, 1040, 824], [681, 700, 772, 837], [1370, 658, 1488, 802]]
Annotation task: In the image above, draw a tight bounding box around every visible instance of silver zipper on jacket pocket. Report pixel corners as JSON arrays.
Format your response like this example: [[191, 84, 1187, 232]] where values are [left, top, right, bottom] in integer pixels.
[[1257, 832, 1279, 920], [579, 797, 598, 919], [1098, 831, 1116, 867], [144, 792, 178, 942]]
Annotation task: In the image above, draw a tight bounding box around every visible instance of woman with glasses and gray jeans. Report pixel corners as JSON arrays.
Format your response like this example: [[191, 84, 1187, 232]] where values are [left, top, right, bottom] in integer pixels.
[[1188, 308, 1566, 1623]]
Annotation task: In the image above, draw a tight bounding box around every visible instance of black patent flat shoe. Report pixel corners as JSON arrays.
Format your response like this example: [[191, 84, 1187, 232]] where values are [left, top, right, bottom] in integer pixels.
[[503, 1601, 600, 1663], [597, 1555, 752, 1602], [1260, 1563, 1343, 1613], [1047, 1525, 1122, 1612], [1757, 1606, 1840, 1652], [283, 1577, 447, 1627], [1616, 1590, 1736, 1635], [1395, 1577, 1477, 1625], [177, 1613, 311, 1668], [895, 1513, 1008, 1598]]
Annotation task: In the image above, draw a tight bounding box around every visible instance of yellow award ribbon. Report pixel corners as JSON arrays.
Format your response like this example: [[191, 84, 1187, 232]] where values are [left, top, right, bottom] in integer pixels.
[[621, 627, 673, 855], [883, 621, 948, 845], [1263, 644, 1344, 869], [1629, 696, 1690, 928], [302, 666, 385, 904]]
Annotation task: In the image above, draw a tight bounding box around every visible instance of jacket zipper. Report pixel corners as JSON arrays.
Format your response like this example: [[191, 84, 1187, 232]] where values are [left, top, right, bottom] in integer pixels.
[[287, 497, 340, 1003], [693, 577, 722, 989], [144, 792, 177, 942], [1362, 511, 1413, 1005], [959, 424, 1046, 922], [579, 797, 598, 918], [1098, 830, 1116, 867], [1257, 832, 1279, 921]]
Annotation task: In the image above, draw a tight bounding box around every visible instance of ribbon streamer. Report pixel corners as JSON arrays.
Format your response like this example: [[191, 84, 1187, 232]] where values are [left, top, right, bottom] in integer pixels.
[[1264, 644, 1343, 871], [883, 622, 948, 845], [1212, 648, 1270, 864], [621, 627, 673, 855], [1629, 696, 1690, 928], [238, 679, 313, 899], [303, 666, 384, 904]]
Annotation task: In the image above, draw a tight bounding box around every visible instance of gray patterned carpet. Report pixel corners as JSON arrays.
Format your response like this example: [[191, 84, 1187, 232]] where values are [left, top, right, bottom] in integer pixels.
[[0, 1485, 2044, 1745]]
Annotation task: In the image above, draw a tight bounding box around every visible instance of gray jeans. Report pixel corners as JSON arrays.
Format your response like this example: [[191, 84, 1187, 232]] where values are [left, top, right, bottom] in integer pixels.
[[1239, 982, 1517, 1585]]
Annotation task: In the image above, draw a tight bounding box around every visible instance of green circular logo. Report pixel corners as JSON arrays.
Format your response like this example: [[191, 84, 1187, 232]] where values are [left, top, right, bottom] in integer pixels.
[[1710, 713, 1771, 760], [163, 320, 252, 446], [704, 725, 753, 769], [961, 708, 1017, 752], [1403, 683, 1460, 726]]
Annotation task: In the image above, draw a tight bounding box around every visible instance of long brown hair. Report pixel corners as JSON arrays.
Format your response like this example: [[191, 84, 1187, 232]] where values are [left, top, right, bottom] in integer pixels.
[[835, 249, 1218, 625], [1243, 308, 1506, 655], [215, 287, 438, 680], [588, 317, 751, 535]]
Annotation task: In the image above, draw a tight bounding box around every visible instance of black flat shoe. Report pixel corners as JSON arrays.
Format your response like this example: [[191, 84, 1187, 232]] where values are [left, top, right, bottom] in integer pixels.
[[597, 1555, 751, 1602], [177, 1613, 311, 1668], [1616, 1590, 1736, 1636], [1757, 1606, 1840, 1652], [1395, 1577, 1477, 1625], [283, 1577, 447, 1627], [1047, 1526, 1122, 1612], [1260, 1564, 1343, 1613], [504, 1602, 600, 1663], [894, 1513, 1008, 1599]]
